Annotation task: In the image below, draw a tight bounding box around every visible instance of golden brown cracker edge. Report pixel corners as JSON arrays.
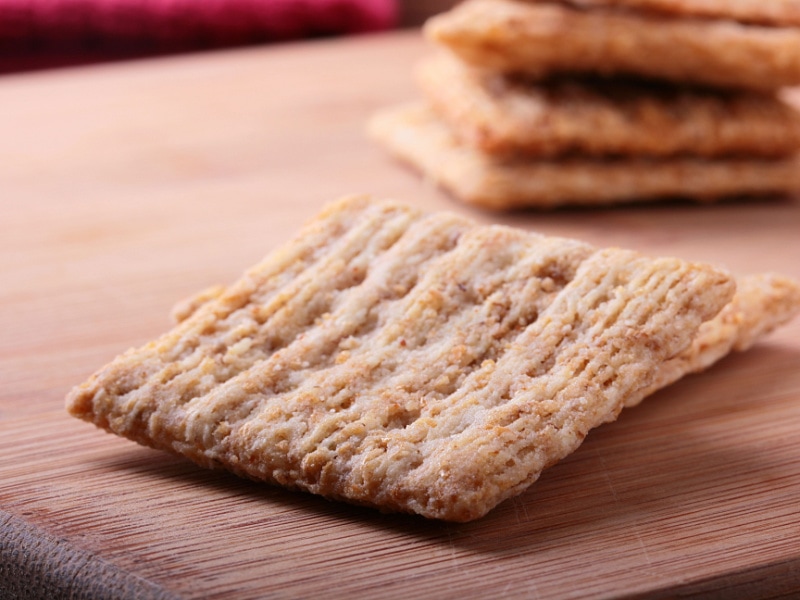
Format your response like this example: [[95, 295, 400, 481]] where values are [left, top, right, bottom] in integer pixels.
[[368, 103, 800, 210], [415, 53, 800, 159], [425, 0, 800, 91]]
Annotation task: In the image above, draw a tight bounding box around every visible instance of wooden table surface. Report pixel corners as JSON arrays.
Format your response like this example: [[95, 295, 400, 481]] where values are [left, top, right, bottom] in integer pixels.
[[2, 30, 800, 600]]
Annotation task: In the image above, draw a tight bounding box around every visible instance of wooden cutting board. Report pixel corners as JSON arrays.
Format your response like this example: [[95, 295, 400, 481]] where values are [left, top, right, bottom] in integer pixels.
[[2, 30, 800, 600]]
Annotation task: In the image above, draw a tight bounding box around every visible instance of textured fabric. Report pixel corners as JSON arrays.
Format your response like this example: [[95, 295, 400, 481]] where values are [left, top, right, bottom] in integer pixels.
[[0, 0, 398, 72], [0, 509, 179, 600]]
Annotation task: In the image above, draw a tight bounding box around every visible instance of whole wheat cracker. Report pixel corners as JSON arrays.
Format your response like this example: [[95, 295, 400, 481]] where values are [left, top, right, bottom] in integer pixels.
[[568, 0, 800, 27], [626, 273, 800, 407], [66, 196, 737, 521], [368, 103, 800, 210], [417, 54, 800, 159], [425, 0, 800, 91], [172, 274, 800, 410]]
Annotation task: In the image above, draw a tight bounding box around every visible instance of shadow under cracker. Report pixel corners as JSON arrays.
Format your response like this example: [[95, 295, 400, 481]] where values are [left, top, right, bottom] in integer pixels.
[[90, 343, 800, 557]]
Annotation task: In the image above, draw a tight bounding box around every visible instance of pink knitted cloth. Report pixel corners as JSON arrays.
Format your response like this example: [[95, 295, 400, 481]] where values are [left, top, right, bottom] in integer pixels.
[[0, 0, 398, 72]]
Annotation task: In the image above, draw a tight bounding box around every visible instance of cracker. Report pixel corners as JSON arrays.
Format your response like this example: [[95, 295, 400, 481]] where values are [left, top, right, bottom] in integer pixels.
[[569, 0, 800, 27], [425, 0, 800, 91], [627, 273, 800, 407], [66, 196, 736, 521], [368, 103, 800, 210], [170, 273, 800, 411], [417, 54, 800, 158]]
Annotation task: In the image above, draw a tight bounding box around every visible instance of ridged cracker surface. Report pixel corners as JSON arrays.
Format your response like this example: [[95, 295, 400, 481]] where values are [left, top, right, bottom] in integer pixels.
[[369, 103, 800, 210], [417, 54, 800, 158], [627, 273, 800, 408], [425, 0, 800, 91], [67, 197, 739, 521]]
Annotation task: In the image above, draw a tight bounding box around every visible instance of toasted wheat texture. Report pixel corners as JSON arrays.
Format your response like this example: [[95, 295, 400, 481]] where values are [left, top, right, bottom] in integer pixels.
[[368, 103, 800, 210], [417, 54, 800, 158], [67, 196, 740, 521], [425, 0, 800, 91], [628, 273, 800, 407]]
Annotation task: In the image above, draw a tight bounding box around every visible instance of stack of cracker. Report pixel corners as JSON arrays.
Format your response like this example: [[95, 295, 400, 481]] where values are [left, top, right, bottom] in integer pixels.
[[369, 0, 800, 210]]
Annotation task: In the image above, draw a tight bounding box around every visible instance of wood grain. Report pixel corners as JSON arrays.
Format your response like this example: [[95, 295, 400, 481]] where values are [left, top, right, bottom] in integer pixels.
[[1, 30, 800, 599]]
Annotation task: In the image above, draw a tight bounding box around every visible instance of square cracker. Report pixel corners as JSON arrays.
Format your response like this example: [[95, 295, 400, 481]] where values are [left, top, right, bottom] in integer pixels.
[[417, 54, 800, 159], [67, 196, 738, 521], [172, 274, 800, 412], [569, 0, 800, 27], [368, 103, 800, 210], [425, 0, 800, 91]]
